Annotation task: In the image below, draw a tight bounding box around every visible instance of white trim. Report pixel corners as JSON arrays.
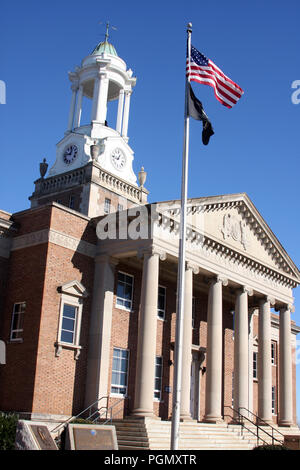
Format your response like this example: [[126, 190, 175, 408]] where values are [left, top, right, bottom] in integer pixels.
[[110, 347, 130, 397], [116, 270, 134, 311], [10, 302, 26, 342], [157, 285, 166, 321], [55, 281, 87, 360]]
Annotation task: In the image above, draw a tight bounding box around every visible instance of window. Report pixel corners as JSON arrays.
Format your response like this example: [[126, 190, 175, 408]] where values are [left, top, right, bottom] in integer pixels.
[[111, 347, 129, 396], [60, 304, 78, 344], [157, 286, 166, 320], [271, 342, 276, 365], [154, 356, 163, 401], [116, 272, 134, 310], [253, 351, 258, 379], [55, 280, 88, 359], [10, 302, 26, 341], [272, 386, 276, 414], [117, 203, 124, 212], [192, 297, 196, 329], [104, 198, 111, 214], [69, 195, 75, 209]]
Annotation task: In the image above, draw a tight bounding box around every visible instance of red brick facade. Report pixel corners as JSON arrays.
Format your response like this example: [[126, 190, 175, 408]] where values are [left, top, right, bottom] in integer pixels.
[[0, 201, 298, 426]]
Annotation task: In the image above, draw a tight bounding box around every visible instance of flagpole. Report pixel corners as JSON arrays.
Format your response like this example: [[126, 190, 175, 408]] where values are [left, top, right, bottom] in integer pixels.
[[170, 22, 192, 451]]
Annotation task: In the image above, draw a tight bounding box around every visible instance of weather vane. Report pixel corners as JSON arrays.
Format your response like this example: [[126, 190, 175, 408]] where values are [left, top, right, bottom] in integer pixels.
[[99, 21, 117, 42]]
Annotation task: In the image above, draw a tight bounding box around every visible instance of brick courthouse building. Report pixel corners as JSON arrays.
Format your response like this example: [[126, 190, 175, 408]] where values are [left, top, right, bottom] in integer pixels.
[[0, 37, 299, 434]]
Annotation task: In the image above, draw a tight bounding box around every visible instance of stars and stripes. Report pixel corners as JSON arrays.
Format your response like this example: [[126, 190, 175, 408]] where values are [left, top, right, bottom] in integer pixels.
[[186, 46, 244, 108]]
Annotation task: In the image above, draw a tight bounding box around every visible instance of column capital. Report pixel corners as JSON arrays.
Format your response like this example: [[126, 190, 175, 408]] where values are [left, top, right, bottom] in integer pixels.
[[279, 303, 295, 313], [215, 274, 228, 287], [264, 295, 275, 306], [186, 261, 199, 275], [137, 246, 166, 261], [237, 285, 253, 296]]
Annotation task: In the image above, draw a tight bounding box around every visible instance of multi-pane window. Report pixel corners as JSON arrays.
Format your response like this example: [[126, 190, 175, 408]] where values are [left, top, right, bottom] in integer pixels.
[[271, 342, 276, 365], [104, 198, 111, 214], [10, 302, 26, 341], [157, 286, 166, 320], [60, 304, 78, 344], [253, 351, 258, 379], [192, 297, 196, 329], [272, 386, 276, 414], [69, 195, 75, 209], [154, 356, 163, 401], [117, 204, 124, 212], [111, 347, 129, 396], [116, 272, 134, 310]]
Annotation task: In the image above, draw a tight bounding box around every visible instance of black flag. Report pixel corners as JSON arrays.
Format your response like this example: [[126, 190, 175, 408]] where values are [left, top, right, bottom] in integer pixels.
[[187, 83, 214, 145]]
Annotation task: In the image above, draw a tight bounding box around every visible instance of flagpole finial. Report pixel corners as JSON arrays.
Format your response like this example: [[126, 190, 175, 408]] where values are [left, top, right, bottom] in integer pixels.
[[187, 22, 192, 32]]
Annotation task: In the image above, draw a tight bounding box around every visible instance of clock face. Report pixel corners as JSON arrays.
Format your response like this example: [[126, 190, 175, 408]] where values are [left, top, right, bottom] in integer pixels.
[[63, 145, 78, 165], [111, 148, 126, 170]]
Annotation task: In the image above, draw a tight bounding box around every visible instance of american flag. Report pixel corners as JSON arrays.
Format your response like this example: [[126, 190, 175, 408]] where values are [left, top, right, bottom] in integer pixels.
[[186, 46, 244, 109]]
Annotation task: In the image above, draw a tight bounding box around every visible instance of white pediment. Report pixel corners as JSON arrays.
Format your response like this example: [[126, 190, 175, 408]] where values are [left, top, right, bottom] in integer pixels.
[[59, 280, 88, 298], [156, 193, 300, 283]]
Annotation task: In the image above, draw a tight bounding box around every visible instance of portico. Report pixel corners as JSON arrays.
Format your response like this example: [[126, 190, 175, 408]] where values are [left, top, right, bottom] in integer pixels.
[[85, 193, 300, 426]]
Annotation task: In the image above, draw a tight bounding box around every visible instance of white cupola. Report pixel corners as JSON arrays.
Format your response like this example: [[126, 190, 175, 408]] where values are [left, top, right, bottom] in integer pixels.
[[48, 31, 138, 185]]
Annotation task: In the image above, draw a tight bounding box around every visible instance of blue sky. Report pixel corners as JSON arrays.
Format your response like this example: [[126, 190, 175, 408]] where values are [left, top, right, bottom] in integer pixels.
[[1, 0, 300, 422]]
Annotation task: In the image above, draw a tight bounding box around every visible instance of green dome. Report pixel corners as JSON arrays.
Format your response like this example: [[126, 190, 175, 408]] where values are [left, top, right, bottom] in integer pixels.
[[91, 41, 118, 57]]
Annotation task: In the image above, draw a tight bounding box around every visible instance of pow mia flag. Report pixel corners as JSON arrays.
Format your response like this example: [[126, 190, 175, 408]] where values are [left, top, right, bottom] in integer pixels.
[[187, 83, 214, 145]]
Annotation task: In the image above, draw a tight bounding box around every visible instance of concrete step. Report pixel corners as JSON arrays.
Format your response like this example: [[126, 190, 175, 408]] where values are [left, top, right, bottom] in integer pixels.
[[113, 418, 296, 450]]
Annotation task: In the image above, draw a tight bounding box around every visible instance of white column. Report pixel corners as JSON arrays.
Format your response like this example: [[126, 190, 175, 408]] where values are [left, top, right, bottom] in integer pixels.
[[234, 287, 253, 417], [132, 248, 166, 417], [279, 304, 293, 426], [94, 73, 109, 124], [121, 91, 131, 137], [204, 275, 227, 423], [180, 262, 199, 420], [67, 84, 78, 131], [91, 76, 100, 122], [84, 254, 118, 408], [74, 84, 83, 128], [116, 89, 125, 133], [248, 309, 255, 415], [258, 296, 274, 425]]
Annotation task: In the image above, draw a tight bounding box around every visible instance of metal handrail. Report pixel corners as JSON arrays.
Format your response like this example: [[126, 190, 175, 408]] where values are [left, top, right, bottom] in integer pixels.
[[238, 407, 285, 443], [93, 397, 127, 425], [223, 406, 283, 447], [52, 396, 109, 434]]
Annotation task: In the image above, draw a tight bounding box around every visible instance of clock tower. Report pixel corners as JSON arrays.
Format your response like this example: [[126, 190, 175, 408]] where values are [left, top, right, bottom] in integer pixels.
[[29, 33, 148, 216]]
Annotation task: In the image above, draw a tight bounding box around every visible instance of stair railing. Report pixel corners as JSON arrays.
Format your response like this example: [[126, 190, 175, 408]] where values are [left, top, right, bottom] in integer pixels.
[[238, 407, 285, 445], [92, 397, 126, 425], [52, 395, 109, 436], [223, 406, 283, 447]]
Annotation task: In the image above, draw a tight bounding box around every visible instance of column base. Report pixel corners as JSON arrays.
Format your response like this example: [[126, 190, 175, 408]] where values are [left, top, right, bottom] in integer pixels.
[[257, 419, 274, 426], [179, 414, 194, 422], [203, 415, 223, 424], [278, 419, 293, 427], [130, 409, 156, 419]]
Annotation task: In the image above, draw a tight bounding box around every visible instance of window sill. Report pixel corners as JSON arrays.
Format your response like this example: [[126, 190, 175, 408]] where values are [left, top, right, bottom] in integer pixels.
[[8, 338, 23, 343], [55, 341, 82, 360], [115, 304, 133, 313], [110, 393, 127, 399]]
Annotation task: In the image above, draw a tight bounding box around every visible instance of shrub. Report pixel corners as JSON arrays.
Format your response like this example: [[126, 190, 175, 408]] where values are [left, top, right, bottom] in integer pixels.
[[0, 412, 19, 450], [252, 444, 289, 450]]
